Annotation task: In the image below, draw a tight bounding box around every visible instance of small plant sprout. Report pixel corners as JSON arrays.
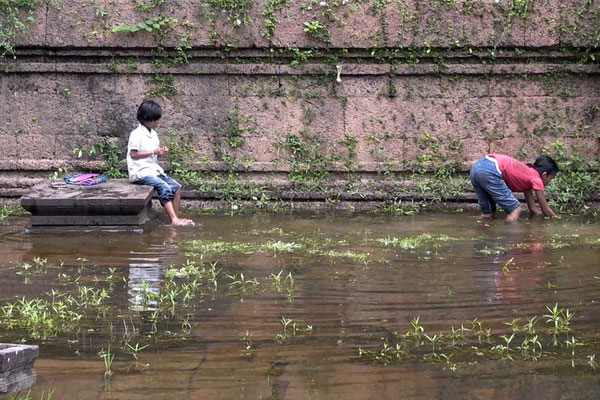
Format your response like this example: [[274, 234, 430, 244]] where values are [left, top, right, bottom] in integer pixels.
[[227, 272, 260, 294], [242, 330, 254, 357], [208, 262, 221, 290], [107, 267, 118, 282], [181, 314, 193, 333], [505, 318, 521, 333], [523, 316, 538, 334], [124, 342, 150, 373], [565, 336, 578, 368], [491, 333, 515, 360], [276, 316, 293, 342], [587, 354, 597, 370], [270, 270, 284, 287], [518, 334, 543, 361], [404, 316, 425, 342], [32, 257, 48, 268], [6, 388, 57, 400], [502, 257, 514, 275], [126, 342, 149, 361], [424, 332, 443, 354], [450, 325, 467, 344], [99, 347, 115, 377], [544, 303, 574, 346]]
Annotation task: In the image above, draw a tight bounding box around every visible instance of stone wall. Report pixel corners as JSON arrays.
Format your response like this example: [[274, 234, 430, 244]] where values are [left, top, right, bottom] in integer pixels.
[[1, 0, 599, 205]]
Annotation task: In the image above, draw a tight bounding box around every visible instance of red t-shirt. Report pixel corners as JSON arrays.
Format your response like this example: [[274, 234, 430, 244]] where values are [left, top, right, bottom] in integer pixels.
[[488, 154, 545, 192]]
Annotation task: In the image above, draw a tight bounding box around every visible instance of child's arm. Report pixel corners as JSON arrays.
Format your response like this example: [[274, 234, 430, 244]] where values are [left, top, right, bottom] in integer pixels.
[[533, 189, 556, 217], [130, 147, 167, 159], [524, 191, 543, 215]]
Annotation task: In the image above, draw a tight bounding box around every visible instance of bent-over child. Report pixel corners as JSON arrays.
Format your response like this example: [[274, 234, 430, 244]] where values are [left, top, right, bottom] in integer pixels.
[[127, 100, 195, 226], [470, 154, 558, 222]]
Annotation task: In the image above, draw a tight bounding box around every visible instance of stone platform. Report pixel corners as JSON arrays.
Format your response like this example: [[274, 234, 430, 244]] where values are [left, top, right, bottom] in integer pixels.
[[20, 179, 154, 232], [0, 344, 39, 393]]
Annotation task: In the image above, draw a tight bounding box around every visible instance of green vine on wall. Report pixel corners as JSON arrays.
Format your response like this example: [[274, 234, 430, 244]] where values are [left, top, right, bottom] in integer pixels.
[[0, 0, 51, 58], [110, 16, 177, 36], [262, 0, 288, 39], [545, 141, 600, 212], [199, 0, 255, 27], [146, 74, 180, 99], [134, 0, 166, 12], [276, 132, 336, 184], [71, 139, 127, 178]]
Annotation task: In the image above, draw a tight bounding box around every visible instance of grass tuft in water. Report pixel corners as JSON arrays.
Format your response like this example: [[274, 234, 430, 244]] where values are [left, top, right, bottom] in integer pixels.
[[359, 306, 586, 370]]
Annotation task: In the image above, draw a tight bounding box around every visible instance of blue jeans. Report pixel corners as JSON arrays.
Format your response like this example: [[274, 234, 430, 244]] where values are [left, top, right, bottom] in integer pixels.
[[470, 157, 520, 214], [134, 175, 182, 206]]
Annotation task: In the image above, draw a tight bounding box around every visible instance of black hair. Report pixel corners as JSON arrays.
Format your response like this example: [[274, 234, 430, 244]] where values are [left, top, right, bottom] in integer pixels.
[[136, 99, 162, 123], [528, 155, 559, 176]]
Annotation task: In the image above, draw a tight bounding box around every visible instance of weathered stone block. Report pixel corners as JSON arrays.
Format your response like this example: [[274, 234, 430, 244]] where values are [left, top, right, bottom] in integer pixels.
[[328, 4, 387, 48], [16, 134, 55, 160], [0, 344, 39, 374], [386, 0, 420, 47], [410, 1, 465, 47], [461, 1, 517, 47], [0, 135, 18, 160], [11, 5, 47, 47], [21, 179, 154, 227], [0, 367, 37, 394], [558, 0, 600, 47], [523, 0, 560, 47], [236, 97, 306, 147]]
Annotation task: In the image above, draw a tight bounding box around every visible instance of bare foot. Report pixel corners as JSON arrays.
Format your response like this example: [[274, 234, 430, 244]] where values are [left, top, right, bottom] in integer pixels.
[[505, 207, 521, 222], [475, 213, 495, 220]]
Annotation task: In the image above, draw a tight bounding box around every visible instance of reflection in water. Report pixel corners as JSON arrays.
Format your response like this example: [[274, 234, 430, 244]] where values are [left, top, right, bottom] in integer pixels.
[[128, 263, 164, 312]]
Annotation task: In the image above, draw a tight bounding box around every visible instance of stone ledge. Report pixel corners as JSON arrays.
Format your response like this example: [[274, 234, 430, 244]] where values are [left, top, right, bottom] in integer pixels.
[[0, 344, 39, 374], [20, 179, 155, 228], [0, 367, 37, 394], [4, 59, 599, 76]]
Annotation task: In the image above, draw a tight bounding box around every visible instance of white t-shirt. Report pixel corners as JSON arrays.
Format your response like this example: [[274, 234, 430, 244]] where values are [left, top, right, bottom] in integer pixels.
[[127, 124, 165, 182]]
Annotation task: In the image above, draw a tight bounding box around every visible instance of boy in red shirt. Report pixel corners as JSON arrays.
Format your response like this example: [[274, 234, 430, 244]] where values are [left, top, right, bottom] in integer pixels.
[[470, 154, 558, 222]]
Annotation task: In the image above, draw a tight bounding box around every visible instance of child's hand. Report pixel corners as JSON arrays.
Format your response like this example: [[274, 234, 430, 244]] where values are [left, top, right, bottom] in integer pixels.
[[154, 147, 168, 156], [529, 205, 543, 216]]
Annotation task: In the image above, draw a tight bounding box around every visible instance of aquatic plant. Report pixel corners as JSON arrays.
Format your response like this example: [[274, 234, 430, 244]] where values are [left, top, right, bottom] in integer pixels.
[[358, 306, 588, 370], [323, 250, 371, 265], [269, 270, 296, 300], [99, 347, 115, 377], [0, 205, 23, 223], [125, 341, 149, 361], [5, 389, 56, 400], [241, 329, 254, 357], [275, 316, 314, 343], [543, 303, 574, 346], [263, 240, 302, 256], [227, 272, 260, 294], [376, 234, 435, 249]]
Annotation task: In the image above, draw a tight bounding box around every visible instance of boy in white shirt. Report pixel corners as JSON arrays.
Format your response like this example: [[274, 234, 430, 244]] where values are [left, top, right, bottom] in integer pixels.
[[127, 100, 195, 226]]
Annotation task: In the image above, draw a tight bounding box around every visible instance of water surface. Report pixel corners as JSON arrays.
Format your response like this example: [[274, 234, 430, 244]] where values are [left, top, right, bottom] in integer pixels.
[[1, 211, 599, 399]]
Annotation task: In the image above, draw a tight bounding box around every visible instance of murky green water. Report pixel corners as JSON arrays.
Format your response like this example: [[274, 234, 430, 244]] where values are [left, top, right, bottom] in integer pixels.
[[1, 211, 599, 399]]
